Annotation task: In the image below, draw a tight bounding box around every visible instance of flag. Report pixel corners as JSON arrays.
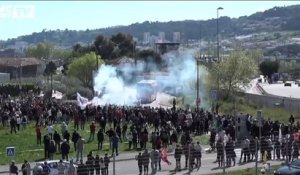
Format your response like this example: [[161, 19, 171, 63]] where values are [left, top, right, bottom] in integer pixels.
[[77, 93, 90, 109], [161, 146, 171, 165]]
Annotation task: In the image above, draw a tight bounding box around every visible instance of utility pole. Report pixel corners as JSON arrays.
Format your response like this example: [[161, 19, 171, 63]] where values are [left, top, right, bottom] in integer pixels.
[[222, 140, 226, 175], [255, 138, 258, 175], [113, 153, 116, 175], [196, 59, 200, 112]]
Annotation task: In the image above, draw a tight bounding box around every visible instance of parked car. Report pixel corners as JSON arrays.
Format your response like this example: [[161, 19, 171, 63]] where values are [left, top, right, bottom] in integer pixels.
[[33, 160, 77, 175], [274, 160, 300, 175]]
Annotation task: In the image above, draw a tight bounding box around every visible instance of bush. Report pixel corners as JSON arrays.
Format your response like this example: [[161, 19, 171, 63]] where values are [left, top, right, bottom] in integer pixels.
[[0, 83, 40, 96]]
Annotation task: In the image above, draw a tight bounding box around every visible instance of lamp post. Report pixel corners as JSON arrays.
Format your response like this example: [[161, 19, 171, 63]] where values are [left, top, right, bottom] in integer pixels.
[[217, 7, 223, 62], [196, 58, 200, 112], [216, 7, 223, 112]]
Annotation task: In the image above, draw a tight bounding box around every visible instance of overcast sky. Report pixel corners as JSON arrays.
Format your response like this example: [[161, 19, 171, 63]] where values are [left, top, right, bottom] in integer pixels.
[[0, 1, 299, 40]]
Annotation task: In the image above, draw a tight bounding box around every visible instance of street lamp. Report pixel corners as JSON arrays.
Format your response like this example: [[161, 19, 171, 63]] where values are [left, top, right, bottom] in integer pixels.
[[216, 7, 223, 114], [217, 7, 223, 62], [196, 58, 200, 112]]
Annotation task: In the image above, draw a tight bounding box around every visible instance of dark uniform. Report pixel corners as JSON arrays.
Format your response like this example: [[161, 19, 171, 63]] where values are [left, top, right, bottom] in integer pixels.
[[136, 153, 143, 175], [174, 145, 182, 171]]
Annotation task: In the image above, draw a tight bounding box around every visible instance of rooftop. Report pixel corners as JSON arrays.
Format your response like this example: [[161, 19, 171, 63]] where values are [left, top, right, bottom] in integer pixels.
[[0, 57, 42, 67]]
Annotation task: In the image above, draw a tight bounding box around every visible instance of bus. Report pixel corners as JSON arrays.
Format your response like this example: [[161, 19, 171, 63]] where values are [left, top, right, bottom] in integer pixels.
[[136, 80, 158, 104]]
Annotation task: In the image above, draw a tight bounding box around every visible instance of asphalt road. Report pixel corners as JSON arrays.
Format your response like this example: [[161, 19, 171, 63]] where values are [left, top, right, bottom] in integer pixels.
[[0, 147, 283, 175]]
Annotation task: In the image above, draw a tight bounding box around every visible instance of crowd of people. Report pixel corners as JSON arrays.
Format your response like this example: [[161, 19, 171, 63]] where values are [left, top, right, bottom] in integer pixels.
[[1, 92, 300, 175]]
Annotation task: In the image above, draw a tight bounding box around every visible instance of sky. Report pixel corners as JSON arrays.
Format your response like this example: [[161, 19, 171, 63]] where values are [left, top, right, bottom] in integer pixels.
[[0, 1, 299, 40]]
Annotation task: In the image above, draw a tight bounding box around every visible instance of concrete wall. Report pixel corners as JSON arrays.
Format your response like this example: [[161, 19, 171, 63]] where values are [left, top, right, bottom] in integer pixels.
[[244, 92, 300, 113]]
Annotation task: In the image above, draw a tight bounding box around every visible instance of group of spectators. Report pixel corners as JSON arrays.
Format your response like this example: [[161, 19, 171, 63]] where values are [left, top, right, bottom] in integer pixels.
[[209, 113, 300, 169], [2, 92, 300, 175]]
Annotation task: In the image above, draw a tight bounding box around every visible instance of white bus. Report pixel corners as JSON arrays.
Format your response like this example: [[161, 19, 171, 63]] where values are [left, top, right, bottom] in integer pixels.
[[136, 79, 158, 103]]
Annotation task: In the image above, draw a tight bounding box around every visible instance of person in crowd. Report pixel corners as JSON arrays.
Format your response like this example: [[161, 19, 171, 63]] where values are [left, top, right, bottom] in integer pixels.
[[97, 129, 104, 150], [86, 152, 95, 175], [16, 114, 21, 131], [94, 155, 100, 175], [47, 123, 54, 139], [89, 121, 96, 142], [48, 139, 56, 160], [61, 139, 70, 161], [104, 153, 110, 175], [292, 138, 299, 161], [76, 136, 85, 162], [72, 130, 80, 151], [43, 134, 50, 159], [57, 159, 66, 175], [194, 141, 202, 170], [100, 158, 106, 175], [61, 121, 68, 136], [239, 137, 250, 163], [111, 133, 120, 156], [150, 148, 159, 174], [216, 139, 224, 167], [10, 117, 17, 134], [35, 125, 42, 145], [106, 128, 114, 149], [275, 137, 281, 160], [53, 131, 62, 153], [66, 159, 77, 175], [127, 130, 133, 150], [21, 115, 27, 130], [42, 161, 51, 175], [249, 137, 256, 161], [64, 130, 71, 143], [142, 149, 150, 175], [21, 160, 30, 175], [136, 152, 143, 175], [174, 144, 182, 172], [10, 160, 18, 175], [77, 159, 89, 175]]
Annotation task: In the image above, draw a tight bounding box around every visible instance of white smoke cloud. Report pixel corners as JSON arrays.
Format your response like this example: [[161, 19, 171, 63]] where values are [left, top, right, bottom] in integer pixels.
[[88, 47, 208, 107]]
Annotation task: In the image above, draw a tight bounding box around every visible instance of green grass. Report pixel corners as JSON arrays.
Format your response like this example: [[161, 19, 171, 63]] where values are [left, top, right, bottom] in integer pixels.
[[0, 122, 138, 165], [193, 134, 209, 145], [211, 165, 280, 175], [178, 93, 299, 123], [218, 99, 299, 123], [0, 121, 205, 165]]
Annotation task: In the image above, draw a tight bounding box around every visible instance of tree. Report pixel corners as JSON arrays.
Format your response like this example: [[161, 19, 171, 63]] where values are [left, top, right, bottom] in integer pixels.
[[68, 52, 104, 88], [51, 48, 72, 60], [207, 49, 258, 99], [25, 42, 54, 60], [110, 33, 134, 56], [136, 49, 164, 72], [94, 35, 114, 60], [247, 49, 263, 65], [259, 61, 279, 78]]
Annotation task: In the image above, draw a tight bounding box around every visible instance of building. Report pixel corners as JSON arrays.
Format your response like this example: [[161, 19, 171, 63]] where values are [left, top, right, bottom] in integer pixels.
[[158, 32, 165, 43], [0, 57, 44, 79], [155, 42, 180, 55], [143, 32, 150, 45], [173, 32, 181, 43]]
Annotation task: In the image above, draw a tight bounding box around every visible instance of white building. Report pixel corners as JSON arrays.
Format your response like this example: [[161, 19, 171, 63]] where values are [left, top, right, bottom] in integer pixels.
[[173, 32, 181, 43], [143, 32, 150, 45], [158, 32, 165, 43]]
